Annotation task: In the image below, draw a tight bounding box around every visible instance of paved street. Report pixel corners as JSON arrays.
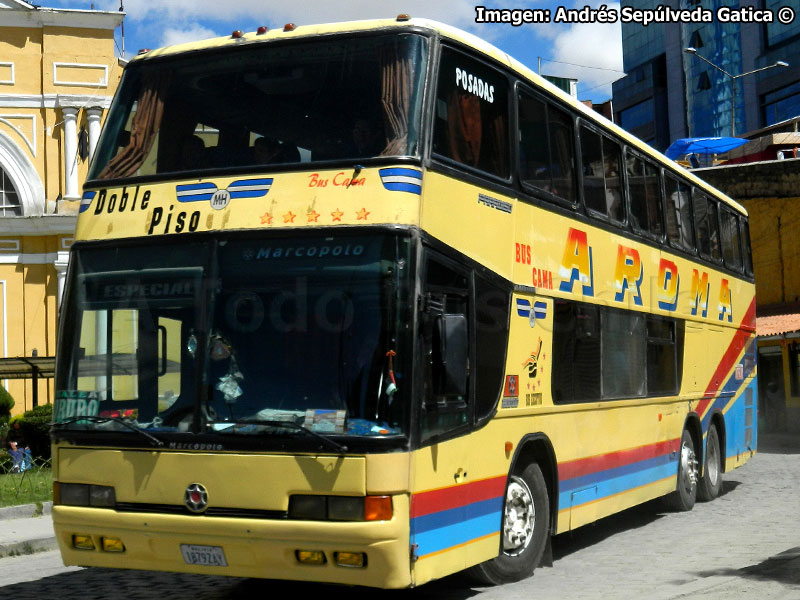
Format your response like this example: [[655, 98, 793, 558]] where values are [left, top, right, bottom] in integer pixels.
[[1, 434, 798, 599]]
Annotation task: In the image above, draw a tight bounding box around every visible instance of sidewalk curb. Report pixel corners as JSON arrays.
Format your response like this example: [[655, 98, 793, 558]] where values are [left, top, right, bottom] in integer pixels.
[[0, 502, 52, 521], [0, 536, 58, 559]]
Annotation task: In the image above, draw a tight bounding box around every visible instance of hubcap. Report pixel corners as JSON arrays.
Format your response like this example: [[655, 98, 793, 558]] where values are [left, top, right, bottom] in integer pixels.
[[502, 476, 535, 556], [707, 433, 719, 485], [680, 440, 698, 494]]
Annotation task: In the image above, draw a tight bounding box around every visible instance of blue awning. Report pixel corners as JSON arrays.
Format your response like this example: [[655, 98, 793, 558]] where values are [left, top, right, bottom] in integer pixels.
[[665, 137, 748, 159]]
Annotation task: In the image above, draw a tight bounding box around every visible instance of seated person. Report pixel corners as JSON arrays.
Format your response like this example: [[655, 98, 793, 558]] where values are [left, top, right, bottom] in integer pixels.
[[7, 441, 31, 473], [351, 118, 385, 157], [177, 135, 206, 170], [253, 137, 300, 164]]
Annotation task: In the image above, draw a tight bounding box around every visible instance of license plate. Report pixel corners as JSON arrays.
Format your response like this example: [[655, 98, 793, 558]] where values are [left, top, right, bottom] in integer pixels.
[[180, 544, 227, 567]]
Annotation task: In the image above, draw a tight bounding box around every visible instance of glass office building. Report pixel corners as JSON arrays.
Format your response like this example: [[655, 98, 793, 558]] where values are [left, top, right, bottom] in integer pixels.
[[613, 0, 800, 151]]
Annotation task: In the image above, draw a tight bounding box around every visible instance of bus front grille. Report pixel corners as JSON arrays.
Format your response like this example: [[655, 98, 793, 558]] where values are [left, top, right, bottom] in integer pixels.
[[114, 502, 288, 519]]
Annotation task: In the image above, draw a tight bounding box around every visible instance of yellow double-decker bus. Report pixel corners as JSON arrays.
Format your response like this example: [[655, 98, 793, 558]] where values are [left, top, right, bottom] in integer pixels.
[[51, 16, 757, 588]]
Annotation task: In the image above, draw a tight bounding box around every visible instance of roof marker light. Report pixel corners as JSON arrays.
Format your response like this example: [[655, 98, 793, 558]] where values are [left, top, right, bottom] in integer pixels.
[[396, 14, 411, 21], [283, 23, 296, 32], [231, 30, 244, 39], [257, 26, 269, 35], [137, 48, 150, 55]]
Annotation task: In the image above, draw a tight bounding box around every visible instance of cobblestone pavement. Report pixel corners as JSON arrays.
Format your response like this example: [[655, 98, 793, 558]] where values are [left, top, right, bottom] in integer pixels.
[[1, 435, 798, 599]]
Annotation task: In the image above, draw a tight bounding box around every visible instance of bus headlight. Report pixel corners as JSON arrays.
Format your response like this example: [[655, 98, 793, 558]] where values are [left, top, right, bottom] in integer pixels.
[[288, 495, 392, 521], [55, 482, 116, 508]]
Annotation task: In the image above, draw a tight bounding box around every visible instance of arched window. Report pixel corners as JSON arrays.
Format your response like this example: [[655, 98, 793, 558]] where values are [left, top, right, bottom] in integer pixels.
[[0, 167, 21, 216]]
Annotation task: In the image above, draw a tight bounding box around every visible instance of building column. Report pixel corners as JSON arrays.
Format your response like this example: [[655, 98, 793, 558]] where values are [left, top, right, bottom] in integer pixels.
[[62, 106, 80, 200], [86, 107, 103, 161], [54, 251, 70, 310]]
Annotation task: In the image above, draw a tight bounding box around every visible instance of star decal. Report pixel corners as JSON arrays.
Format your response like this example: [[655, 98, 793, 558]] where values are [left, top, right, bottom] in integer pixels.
[[307, 210, 320, 223], [356, 207, 370, 220], [283, 211, 296, 223], [260, 212, 273, 225], [331, 208, 344, 222]]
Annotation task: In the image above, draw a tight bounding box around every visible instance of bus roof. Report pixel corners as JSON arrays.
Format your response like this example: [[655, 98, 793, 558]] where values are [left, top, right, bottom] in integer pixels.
[[131, 16, 746, 216]]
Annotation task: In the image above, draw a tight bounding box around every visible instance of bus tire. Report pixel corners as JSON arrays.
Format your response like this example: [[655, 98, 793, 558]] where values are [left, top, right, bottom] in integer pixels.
[[467, 462, 550, 585], [667, 428, 698, 511], [698, 423, 723, 501]]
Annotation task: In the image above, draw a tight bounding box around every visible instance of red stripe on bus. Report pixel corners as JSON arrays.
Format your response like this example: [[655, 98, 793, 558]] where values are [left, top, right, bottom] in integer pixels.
[[411, 475, 507, 518], [695, 297, 756, 418], [558, 438, 679, 482]]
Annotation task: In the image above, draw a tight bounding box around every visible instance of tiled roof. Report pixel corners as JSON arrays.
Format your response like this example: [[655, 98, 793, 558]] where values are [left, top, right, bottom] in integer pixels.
[[757, 313, 800, 337]]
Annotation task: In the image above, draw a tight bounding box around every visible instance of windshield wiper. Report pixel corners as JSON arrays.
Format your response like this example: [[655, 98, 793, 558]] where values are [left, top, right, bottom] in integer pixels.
[[53, 416, 164, 447], [212, 419, 348, 453]]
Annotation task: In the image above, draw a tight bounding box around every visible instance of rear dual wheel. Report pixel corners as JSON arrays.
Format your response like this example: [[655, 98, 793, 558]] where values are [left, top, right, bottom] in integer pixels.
[[468, 462, 550, 585], [698, 423, 723, 501]]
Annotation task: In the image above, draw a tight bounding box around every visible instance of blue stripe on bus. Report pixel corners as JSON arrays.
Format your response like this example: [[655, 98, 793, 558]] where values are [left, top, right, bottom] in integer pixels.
[[379, 167, 422, 195], [379, 167, 422, 179], [559, 456, 677, 509], [79, 191, 97, 213], [383, 181, 422, 194], [412, 510, 501, 558], [411, 496, 502, 536], [228, 178, 273, 199], [176, 182, 217, 202], [701, 348, 756, 431], [177, 182, 217, 192], [228, 178, 273, 188]]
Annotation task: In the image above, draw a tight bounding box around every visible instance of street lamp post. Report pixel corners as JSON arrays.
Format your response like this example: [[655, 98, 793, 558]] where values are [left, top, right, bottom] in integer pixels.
[[684, 47, 788, 137]]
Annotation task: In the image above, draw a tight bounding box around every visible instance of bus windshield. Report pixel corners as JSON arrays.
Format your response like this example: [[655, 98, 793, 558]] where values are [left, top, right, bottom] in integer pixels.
[[54, 233, 412, 443], [89, 33, 428, 181]]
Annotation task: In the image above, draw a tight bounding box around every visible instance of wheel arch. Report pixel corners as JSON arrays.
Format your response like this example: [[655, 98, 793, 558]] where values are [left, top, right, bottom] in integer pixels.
[[683, 413, 703, 468], [509, 433, 558, 534]]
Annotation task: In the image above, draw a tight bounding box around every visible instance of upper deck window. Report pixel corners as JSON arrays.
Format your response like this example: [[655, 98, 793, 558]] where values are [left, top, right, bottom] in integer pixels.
[[664, 173, 694, 252], [517, 88, 576, 204], [432, 47, 509, 178], [580, 124, 624, 223], [89, 33, 428, 181], [693, 190, 721, 262], [626, 152, 663, 238]]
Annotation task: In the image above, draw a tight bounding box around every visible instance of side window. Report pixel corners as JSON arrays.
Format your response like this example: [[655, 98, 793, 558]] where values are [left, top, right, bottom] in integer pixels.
[[433, 47, 509, 177], [602, 311, 646, 399], [474, 275, 510, 422], [554, 301, 683, 403], [693, 190, 721, 261], [627, 153, 664, 238], [518, 89, 576, 204], [420, 254, 470, 442], [741, 218, 753, 275], [646, 317, 680, 396], [552, 301, 601, 403], [720, 207, 743, 272], [580, 124, 624, 222], [664, 173, 694, 251]]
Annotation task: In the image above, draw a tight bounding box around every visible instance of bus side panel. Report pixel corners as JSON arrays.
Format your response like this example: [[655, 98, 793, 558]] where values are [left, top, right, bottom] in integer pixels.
[[724, 376, 758, 469], [501, 292, 683, 535], [408, 436, 507, 586], [693, 311, 757, 471]]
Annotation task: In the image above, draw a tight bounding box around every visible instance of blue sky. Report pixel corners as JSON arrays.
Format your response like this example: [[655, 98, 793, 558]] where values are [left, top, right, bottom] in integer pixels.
[[57, 1, 626, 102]]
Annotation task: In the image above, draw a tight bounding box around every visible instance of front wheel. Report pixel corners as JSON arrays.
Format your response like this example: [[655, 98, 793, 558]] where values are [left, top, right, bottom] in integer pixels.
[[667, 428, 698, 511], [467, 462, 550, 585], [698, 423, 723, 501]]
